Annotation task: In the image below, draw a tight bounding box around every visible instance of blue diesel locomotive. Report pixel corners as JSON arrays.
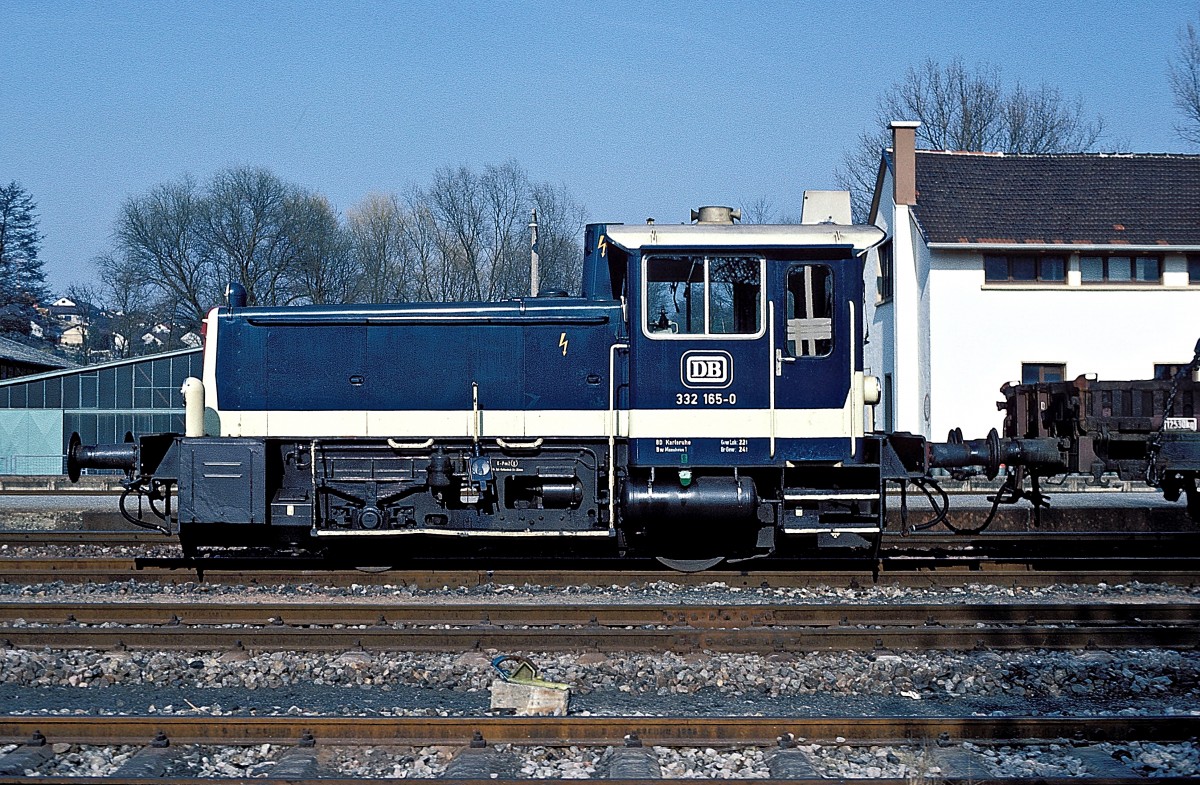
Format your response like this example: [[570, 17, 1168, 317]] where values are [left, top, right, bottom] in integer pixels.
[[68, 206, 1069, 568]]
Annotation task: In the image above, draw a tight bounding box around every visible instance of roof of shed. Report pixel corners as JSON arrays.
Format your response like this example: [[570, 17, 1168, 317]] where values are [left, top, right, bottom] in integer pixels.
[[910, 151, 1200, 247], [0, 335, 75, 370]]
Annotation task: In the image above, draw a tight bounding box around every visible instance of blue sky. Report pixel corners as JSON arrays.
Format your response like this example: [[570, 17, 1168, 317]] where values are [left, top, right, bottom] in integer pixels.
[[2, 0, 1196, 292]]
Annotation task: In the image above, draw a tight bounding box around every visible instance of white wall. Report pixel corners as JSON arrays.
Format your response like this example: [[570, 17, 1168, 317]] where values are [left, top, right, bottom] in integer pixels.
[[914, 224, 932, 438], [928, 251, 1200, 440], [867, 166, 932, 436], [864, 173, 894, 433]]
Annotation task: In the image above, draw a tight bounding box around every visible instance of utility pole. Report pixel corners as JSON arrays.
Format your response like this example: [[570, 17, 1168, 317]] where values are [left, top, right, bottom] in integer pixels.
[[529, 208, 539, 297]]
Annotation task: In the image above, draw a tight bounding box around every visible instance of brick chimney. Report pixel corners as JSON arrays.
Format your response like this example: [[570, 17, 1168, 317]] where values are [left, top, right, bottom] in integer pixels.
[[890, 121, 920, 206]]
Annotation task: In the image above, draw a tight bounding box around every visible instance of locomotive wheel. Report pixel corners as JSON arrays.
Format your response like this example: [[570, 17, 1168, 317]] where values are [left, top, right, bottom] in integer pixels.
[[655, 555, 725, 572]]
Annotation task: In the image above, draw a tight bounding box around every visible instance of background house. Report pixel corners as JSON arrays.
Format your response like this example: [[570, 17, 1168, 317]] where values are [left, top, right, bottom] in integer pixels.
[[866, 122, 1200, 440], [44, 297, 88, 325]]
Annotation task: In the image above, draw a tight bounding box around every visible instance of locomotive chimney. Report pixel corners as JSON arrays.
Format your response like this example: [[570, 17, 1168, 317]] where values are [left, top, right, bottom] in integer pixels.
[[690, 206, 742, 224], [890, 120, 920, 206]]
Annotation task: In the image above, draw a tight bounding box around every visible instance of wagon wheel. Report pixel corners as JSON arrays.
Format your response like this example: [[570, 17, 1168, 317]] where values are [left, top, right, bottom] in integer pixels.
[[655, 555, 725, 572]]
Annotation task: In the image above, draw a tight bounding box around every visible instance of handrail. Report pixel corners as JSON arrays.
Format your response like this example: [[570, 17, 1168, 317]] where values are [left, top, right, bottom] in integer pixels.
[[768, 301, 776, 459], [387, 438, 434, 450], [608, 342, 629, 534], [495, 438, 544, 450]]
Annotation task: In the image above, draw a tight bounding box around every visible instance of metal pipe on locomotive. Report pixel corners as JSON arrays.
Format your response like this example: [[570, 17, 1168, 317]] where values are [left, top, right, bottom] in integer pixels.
[[65, 207, 1198, 567]]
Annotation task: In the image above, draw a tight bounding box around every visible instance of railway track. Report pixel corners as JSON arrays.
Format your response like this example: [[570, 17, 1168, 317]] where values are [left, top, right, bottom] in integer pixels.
[[0, 715, 1195, 783], [3, 531, 1197, 781], [0, 599, 1197, 652], [4, 528, 1200, 550], [2, 555, 1200, 588]]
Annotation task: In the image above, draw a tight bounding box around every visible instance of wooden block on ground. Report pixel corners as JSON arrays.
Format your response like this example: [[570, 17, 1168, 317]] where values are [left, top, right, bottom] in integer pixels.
[[489, 679, 569, 715]]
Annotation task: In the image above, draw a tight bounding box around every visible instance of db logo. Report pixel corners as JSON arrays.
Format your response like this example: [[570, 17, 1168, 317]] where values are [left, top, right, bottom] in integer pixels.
[[682, 351, 732, 388]]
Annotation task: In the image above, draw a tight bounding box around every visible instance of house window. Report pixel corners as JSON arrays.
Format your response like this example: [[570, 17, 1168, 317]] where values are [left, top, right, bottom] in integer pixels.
[[1189, 256, 1200, 285], [984, 254, 1065, 283], [876, 240, 893, 301], [1022, 363, 1066, 384], [644, 255, 763, 337], [1079, 255, 1161, 283]]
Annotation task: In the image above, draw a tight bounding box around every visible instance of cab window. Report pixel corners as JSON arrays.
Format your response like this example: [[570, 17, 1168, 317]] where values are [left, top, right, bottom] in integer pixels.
[[787, 264, 833, 357], [645, 255, 762, 337]]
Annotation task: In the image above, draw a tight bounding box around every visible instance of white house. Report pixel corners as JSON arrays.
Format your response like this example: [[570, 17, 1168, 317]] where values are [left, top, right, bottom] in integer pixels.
[[47, 297, 88, 326], [59, 325, 87, 348], [865, 122, 1200, 441]]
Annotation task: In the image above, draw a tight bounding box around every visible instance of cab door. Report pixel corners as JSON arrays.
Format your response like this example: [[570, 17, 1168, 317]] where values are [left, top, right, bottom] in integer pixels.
[[771, 261, 857, 461], [628, 253, 772, 466]]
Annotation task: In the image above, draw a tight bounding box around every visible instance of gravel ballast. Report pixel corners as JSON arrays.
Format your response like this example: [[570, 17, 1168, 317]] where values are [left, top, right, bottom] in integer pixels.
[[0, 646, 1195, 719], [3, 574, 1199, 606], [3, 562, 1198, 776], [11, 741, 1200, 778]]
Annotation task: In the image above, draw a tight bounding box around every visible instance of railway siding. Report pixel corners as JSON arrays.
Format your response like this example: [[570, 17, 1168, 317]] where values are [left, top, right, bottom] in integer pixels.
[[1, 527, 1199, 779], [0, 600, 1197, 652], [0, 717, 1198, 780]]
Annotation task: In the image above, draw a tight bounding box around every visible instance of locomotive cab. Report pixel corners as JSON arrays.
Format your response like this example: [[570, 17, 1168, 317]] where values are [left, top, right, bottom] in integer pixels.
[[588, 209, 887, 566]]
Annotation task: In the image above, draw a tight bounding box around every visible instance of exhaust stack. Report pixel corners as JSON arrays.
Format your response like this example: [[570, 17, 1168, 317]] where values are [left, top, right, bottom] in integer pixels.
[[690, 206, 741, 224]]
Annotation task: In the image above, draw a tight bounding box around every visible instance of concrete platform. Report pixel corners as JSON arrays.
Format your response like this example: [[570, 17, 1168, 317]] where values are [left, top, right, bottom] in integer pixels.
[[0, 494, 132, 531]]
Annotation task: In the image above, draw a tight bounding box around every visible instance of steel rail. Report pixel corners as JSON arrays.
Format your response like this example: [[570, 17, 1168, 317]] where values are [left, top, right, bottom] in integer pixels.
[[0, 531, 174, 545], [2, 624, 1197, 651], [3, 529, 1200, 548], [0, 781, 1144, 785], [0, 778, 1184, 785], [1, 715, 1195, 746], [1, 600, 1195, 627], [2, 558, 1200, 588]]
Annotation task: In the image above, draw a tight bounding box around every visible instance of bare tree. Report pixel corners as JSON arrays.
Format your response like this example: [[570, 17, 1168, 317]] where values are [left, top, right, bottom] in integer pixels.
[[114, 175, 214, 323], [1002, 83, 1102, 152], [404, 195, 458, 302], [110, 161, 588, 333], [738, 197, 779, 224], [94, 252, 161, 358], [346, 192, 410, 303], [836, 58, 1105, 220], [419, 160, 577, 301], [113, 166, 350, 331], [530, 181, 587, 294], [478, 161, 528, 300], [201, 167, 303, 307], [1169, 16, 1200, 146], [425, 165, 489, 301], [288, 193, 357, 305]]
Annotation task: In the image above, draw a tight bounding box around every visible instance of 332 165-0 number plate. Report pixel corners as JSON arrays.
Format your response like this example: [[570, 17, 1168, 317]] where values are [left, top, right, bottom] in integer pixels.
[[675, 392, 738, 405]]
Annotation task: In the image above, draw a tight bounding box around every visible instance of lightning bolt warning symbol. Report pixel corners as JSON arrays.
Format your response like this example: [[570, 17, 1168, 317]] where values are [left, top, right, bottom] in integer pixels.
[[559, 332, 568, 356]]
